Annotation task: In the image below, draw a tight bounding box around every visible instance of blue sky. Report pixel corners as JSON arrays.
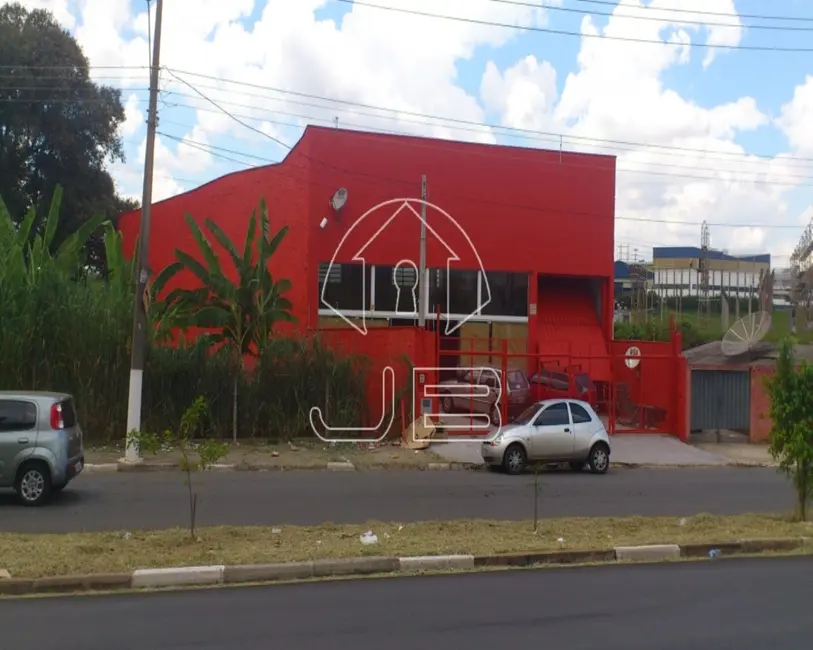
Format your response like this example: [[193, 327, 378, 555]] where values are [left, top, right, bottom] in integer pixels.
[[43, 0, 813, 263]]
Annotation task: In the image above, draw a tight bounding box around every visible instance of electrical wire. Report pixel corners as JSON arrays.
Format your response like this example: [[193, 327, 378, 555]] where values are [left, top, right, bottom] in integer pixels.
[[2, 63, 807, 168], [334, 0, 813, 52], [569, 0, 813, 23], [155, 87, 813, 178], [4, 70, 810, 193], [164, 68, 811, 166], [155, 128, 807, 231], [488, 0, 813, 32], [153, 92, 813, 189]]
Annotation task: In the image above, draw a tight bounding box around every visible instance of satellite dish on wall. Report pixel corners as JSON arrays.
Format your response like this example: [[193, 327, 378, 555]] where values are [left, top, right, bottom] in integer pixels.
[[331, 188, 348, 212], [721, 311, 772, 356]]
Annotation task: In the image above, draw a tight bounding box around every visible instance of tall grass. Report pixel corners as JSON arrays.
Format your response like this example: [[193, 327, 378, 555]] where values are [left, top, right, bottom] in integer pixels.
[[0, 190, 367, 443]]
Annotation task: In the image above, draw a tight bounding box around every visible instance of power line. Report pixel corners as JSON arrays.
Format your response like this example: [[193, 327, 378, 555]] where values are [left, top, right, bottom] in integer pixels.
[[489, 0, 813, 31], [158, 87, 813, 179], [157, 129, 806, 231], [569, 0, 813, 23], [165, 68, 812, 166], [158, 131, 274, 164], [335, 0, 813, 52], [156, 93, 813, 188], [5, 73, 810, 190], [3, 63, 808, 168], [0, 64, 148, 71]]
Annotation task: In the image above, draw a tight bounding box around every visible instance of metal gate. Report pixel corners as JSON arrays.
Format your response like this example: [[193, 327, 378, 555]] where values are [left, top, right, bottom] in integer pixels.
[[690, 369, 750, 431]]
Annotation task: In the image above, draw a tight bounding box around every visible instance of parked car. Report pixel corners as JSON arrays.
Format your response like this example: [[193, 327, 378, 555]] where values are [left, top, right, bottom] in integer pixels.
[[528, 368, 597, 407], [0, 392, 84, 506], [438, 366, 531, 425], [480, 398, 610, 475]]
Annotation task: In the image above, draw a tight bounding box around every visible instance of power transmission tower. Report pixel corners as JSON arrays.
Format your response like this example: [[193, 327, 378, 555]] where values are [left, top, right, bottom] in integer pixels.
[[699, 221, 710, 323], [790, 217, 813, 334], [629, 262, 648, 323]]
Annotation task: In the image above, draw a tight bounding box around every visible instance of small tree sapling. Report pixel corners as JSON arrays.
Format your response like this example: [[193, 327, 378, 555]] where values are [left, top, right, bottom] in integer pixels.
[[130, 396, 229, 537]]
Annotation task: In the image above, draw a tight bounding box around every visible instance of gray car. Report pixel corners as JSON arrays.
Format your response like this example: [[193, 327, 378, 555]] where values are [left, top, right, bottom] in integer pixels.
[[0, 391, 84, 506], [481, 399, 611, 475]]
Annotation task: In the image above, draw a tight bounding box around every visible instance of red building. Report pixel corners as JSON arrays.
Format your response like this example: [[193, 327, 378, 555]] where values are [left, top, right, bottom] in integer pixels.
[[119, 127, 691, 439], [119, 126, 617, 380]]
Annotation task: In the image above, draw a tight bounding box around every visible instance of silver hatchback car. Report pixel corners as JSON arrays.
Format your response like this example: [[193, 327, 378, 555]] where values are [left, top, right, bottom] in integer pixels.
[[481, 399, 611, 475], [0, 391, 85, 506]]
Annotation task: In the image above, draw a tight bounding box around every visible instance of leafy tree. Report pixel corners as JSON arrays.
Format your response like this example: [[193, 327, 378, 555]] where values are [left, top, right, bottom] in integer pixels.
[[765, 338, 813, 520], [129, 396, 229, 538], [0, 3, 133, 271], [151, 198, 297, 441]]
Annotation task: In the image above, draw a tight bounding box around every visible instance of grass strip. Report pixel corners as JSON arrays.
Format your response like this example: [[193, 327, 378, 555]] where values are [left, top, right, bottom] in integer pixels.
[[3, 513, 811, 579]]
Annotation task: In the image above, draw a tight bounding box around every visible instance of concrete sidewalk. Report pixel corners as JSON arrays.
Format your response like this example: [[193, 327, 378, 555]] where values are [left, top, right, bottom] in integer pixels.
[[693, 443, 776, 467], [431, 434, 771, 467]]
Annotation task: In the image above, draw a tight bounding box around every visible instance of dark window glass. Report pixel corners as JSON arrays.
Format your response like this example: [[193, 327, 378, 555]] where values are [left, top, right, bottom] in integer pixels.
[[569, 403, 592, 424], [373, 265, 419, 313], [0, 400, 37, 432], [319, 262, 365, 311], [534, 402, 570, 427], [61, 399, 77, 428], [429, 269, 479, 315], [482, 271, 528, 316]]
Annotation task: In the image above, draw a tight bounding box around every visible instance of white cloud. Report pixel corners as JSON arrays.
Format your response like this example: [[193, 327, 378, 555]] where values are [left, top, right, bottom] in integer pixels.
[[119, 93, 143, 137], [73, 0, 555, 148], [13, 0, 813, 264], [12, 0, 75, 28], [479, 0, 809, 262], [778, 75, 813, 156]]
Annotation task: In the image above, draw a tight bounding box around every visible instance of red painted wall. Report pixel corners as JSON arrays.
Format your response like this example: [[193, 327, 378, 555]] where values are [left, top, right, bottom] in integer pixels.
[[318, 327, 435, 430], [750, 367, 773, 443], [118, 155, 311, 332], [118, 126, 616, 332]]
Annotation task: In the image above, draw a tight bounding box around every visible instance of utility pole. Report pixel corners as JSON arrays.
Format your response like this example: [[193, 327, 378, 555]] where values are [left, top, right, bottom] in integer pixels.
[[418, 175, 428, 327], [125, 0, 164, 463]]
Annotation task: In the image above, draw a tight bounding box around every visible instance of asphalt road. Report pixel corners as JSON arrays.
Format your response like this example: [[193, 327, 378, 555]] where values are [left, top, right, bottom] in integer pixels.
[[3, 556, 812, 649], [0, 466, 793, 533]]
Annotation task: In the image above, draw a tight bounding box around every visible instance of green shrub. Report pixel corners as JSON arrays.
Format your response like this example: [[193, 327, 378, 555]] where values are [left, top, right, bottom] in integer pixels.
[[0, 188, 367, 443]]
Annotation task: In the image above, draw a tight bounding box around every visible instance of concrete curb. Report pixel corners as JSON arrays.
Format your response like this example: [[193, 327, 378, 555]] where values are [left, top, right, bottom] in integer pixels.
[[2, 537, 809, 597], [93, 460, 775, 473]]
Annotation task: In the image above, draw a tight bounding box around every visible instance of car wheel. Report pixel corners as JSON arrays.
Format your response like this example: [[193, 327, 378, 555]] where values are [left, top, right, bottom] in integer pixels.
[[588, 443, 610, 475], [15, 461, 52, 507], [441, 394, 454, 413], [502, 443, 527, 475], [569, 461, 585, 472]]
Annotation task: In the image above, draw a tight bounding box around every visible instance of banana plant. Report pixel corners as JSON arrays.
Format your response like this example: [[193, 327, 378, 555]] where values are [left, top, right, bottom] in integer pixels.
[[151, 197, 296, 441], [0, 186, 108, 284]]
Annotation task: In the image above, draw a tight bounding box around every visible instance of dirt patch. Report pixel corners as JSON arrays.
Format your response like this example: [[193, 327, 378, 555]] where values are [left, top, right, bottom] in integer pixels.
[[85, 439, 443, 469], [3, 513, 811, 578]]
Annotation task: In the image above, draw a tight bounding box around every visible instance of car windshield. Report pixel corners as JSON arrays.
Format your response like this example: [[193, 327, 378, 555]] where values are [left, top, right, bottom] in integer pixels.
[[513, 403, 541, 425]]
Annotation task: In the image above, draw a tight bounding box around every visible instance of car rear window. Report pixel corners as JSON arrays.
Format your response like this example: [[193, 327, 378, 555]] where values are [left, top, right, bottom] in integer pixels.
[[507, 370, 529, 389], [59, 399, 77, 428]]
